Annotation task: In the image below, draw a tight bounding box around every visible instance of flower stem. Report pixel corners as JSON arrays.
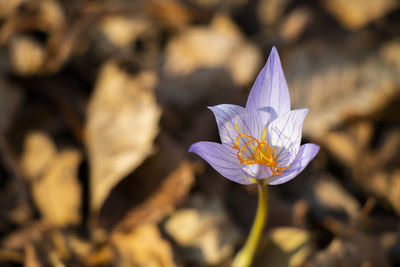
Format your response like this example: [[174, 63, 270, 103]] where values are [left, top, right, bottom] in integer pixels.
[[232, 180, 268, 267]]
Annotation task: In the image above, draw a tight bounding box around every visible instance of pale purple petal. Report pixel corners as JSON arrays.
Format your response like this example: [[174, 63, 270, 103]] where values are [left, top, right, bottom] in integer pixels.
[[267, 143, 319, 185], [208, 104, 246, 147], [243, 164, 273, 179], [246, 47, 290, 126], [189, 141, 252, 184], [266, 109, 308, 168], [209, 105, 263, 148]]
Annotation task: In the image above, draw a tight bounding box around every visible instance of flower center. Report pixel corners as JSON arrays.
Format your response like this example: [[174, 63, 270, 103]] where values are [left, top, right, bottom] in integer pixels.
[[232, 124, 289, 176]]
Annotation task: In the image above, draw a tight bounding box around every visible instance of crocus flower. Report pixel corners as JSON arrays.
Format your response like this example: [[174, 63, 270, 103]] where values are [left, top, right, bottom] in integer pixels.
[[189, 47, 319, 185]]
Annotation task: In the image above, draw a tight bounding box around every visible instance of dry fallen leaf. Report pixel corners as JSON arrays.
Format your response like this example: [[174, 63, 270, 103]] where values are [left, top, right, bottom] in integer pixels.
[[112, 224, 176, 267], [279, 7, 311, 44], [313, 175, 360, 220], [320, 0, 399, 30], [10, 36, 45, 75], [255, 227, 313, 267], [258, 0, 293, 26], [365, 170, 400, 214], [32, 149, 82, 227], [145, 0, 194, 29], [115, 161, 195, 231], [0, 76, 23, 135], [19, 131, 82, 227], [165, 194, 241, 265], [159, 14, 261, 107], [285, 40, 400, 140], [308, 230, 389, 267], [24, 243, 41, 267], [0, 0, 23, 18], [20, 131, 57, 181], [85, 61, 161, 213], [97, 15, 151, 48]]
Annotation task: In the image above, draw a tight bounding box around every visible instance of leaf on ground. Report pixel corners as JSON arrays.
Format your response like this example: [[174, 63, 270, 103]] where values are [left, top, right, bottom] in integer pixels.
[[285, 40, 400, 140], [279, 7, 311, 44], [19, 131, 82, 227], [11, 36, 45, 75], [32, 148, 82, 227], [312, 175, 361, 220], [320, 0, 399, 30], [327, 119, 400, 214], [258, 0, 293, 26], [112, 224, 176, 267], [115, 161, 195, 232], [254, 227, 313, 267], [366, 170, 400, 214], [307, 230, 389, 267], [323, 120, 373, 167], [0, 77, 22, 135], [164, 194, 242, 265], [85, 61, 161, 213], [24, 243, 41, 267], [20, 131, 57, 181], [145, 0, 194, 29], [159, 14, 261, 107], [97, 15, 151, 48], [0, 0, 23, 18]]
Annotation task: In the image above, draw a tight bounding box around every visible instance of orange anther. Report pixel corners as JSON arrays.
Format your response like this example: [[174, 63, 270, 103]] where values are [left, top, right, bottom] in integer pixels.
[[232, 124, 289, 175]]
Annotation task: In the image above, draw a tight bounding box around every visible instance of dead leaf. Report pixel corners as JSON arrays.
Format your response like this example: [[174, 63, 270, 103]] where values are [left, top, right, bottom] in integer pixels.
[[145, 0, 194, 29], [285, 40, 400, 140], [0, 249, 23, 265], [85, 61, 161, 213], [0, 76, 23, 135], [165, 194, 241, 265], [97, 15, 151, 48], [0, 0, 65, 45], [24, 243, 42, 267], [366, 170, 400, 214], [32, 149, 82, 227], [0, 0, 23, 18], [187, 0, 248, 9], [164, 14, 260, 86], [10, 36, 45, 75], [258, 0, 293, 26], [279, 7, 311, 44], [313, 175, 360, 220], [159, 14, 261, 107], [115, 161, 194, 231], [255, 227, 313, 267], [20, 131, 57, 181], [308, 230, 389, 267], [321, 0, 399, 30], [112, 224, 176, 267]]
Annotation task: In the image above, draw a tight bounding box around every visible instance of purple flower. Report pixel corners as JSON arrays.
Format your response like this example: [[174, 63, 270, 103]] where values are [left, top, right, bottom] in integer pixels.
[[189, 47, 319, 185]]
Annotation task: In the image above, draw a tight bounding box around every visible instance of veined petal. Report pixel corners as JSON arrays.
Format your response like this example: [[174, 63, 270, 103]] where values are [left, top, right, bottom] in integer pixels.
[[246, 47, 290, 126], [208, 104, 246, 147], [268, 143, 319, 185], [243, 164, 273, 179], [209, 105, 263, 148], [267, 109, 308, 167], [189, 141, 252, 184]]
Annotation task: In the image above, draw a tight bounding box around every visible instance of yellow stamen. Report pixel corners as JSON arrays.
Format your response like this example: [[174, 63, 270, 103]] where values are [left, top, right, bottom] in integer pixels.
[[232, 124, 289, 176]]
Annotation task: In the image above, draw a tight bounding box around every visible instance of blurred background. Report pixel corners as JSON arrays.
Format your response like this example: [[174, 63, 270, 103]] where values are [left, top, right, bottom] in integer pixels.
[[0, 0, 399, 266]]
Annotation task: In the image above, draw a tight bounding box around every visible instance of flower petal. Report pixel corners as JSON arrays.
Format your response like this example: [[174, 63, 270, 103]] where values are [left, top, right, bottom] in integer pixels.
[[267, 108, 308, 167], [209, 105, 263, 148], [267, 143, 319, 185], [243, 164, 273, 179], [246, 46, 291, 126], [189, 141, 252, 184], [208, 104, 245, 146]]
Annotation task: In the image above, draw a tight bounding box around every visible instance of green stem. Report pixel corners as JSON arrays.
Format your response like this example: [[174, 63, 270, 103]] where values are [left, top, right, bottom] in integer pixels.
[[232, 180, 268, 267]]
